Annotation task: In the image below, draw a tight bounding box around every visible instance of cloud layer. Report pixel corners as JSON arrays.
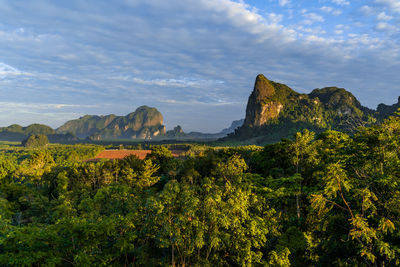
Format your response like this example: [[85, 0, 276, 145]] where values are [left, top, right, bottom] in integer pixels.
[[0, 0, 399, 132]]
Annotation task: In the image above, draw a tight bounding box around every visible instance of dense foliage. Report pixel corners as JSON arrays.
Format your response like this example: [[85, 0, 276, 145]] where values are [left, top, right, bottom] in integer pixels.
[[22, 134, 49, 148], [1, 114, 400, 266]]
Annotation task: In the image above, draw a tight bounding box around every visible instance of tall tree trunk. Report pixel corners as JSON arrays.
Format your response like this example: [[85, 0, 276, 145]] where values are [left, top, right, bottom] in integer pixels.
[[296, 193, 300, 219], [172, 243, 175, 267], [296, 160, 300, 220]]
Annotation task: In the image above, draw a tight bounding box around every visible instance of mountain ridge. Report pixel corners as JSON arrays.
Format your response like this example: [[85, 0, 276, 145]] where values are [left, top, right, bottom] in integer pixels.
[[163, 119, 245, 140], [227, 74, 399, 144]]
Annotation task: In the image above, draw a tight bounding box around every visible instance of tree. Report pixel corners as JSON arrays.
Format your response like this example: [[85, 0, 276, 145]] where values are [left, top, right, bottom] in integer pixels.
[[310, 162, 399, 264], [147, 145, 178, 178], [22, 134, 49, 148], [289, 129, 316, 219]]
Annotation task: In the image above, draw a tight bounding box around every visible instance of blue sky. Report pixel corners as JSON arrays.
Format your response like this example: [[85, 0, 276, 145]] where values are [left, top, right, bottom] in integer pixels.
[[0, 0, 399, 132]]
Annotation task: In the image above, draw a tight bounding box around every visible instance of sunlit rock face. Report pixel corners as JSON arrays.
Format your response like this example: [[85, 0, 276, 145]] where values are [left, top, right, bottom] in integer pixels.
[[244, 74, 283, 127]]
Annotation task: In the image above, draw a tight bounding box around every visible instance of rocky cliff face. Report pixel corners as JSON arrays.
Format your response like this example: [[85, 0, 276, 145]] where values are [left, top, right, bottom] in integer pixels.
[[229, 74, 399, 144], [57, 106, 166, 140], [57, 114, 117, 138], [244, 74, 282, 127]]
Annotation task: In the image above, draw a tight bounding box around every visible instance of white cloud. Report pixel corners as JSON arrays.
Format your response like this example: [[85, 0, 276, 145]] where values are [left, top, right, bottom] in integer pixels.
[[375, 22, 397, 33], [158, 98, 238, 106], [302, 12, 325, 24], [335, 24, 350, 30], [267, 12, 283, 24], [0, 62, 32, 79], [0, 0, 400, 131], [0, 102, 99, 128], [377, 11, 393, 20], [359, 5, 374, 15], [375, 0, 400, 13], [297, 25, 327, 35], [0, 63, 21, 77], [320, 6, 342, 15], [332, 0, 350, 6], [0, 102, 96, 110], [130, 77, 224, 88], [279, 0, 290, 7]]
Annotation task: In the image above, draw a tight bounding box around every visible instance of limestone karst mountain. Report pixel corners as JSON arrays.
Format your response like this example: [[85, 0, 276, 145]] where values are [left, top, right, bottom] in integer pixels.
[[227, 74, 399, 144], [57, 106, 166, 140]]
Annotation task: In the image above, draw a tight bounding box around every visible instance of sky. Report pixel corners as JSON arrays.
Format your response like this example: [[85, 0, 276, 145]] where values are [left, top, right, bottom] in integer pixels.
[[0, 0, 399, 132]]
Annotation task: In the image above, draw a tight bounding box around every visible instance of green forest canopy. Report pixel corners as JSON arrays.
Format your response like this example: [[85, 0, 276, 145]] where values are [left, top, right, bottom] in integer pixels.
[[1, 113, 400, 266]]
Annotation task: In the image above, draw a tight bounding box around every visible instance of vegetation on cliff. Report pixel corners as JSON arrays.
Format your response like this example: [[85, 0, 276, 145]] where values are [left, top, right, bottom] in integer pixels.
[[377, 96, 400, 120], [230, 74, 396, 144]]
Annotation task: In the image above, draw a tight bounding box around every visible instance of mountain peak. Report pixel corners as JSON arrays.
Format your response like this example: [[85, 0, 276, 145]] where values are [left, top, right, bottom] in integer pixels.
[[254, 74, 275, 101], [243, 74, 285, 128], [310, 87, 358, 104], [135, 105, 152, 111]]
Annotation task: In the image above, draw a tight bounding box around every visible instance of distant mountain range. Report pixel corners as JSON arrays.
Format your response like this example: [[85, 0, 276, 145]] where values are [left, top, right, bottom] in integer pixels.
[[224, 74, 400, 144], [164, 119, 245, 140], [0, 124, 77, 143], [1, 74, 399, 144], [0, 106, 243, 143]]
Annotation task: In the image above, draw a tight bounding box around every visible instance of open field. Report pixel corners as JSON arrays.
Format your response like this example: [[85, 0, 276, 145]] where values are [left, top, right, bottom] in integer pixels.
[[87, 149, 185, 161], [92, 149, 152, 160]]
